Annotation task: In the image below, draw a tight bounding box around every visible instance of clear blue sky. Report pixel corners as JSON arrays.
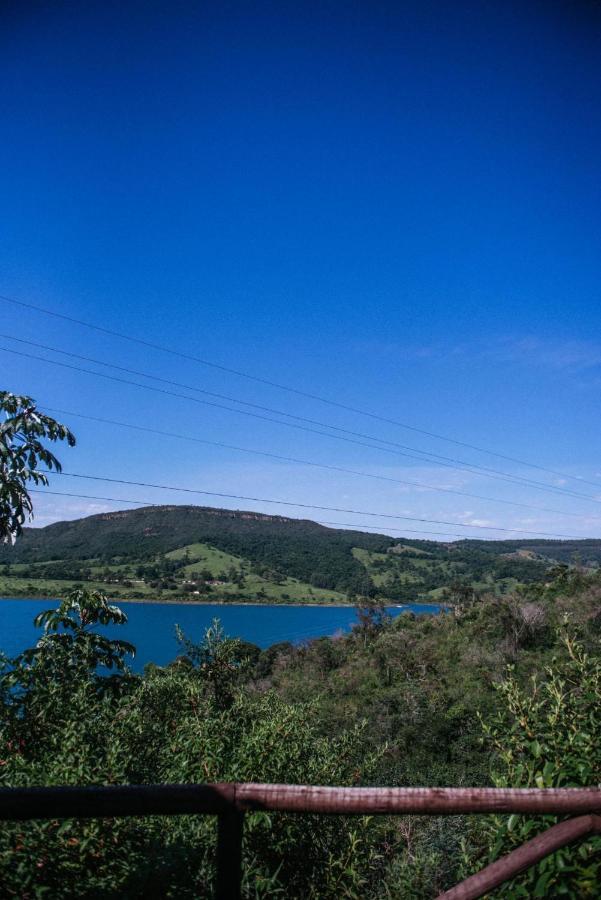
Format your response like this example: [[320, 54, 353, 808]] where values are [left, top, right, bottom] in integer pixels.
[[2, 0, 601, 539]]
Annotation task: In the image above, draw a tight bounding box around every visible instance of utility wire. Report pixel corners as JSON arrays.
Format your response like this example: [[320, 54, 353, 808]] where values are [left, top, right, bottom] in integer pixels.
[[25, 488, 494, 539], [5, 332, 578, 494], [315, 519, 490, 540], [41, 404, 601, 522], [2, 341, 599, 506], [41, 470, 589, 538], [3, 292, 598, 490], [29, 488, 592, 542]]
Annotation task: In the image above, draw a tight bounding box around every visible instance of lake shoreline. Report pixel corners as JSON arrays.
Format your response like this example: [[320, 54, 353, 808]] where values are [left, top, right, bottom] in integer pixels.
[[0, 594, 376, 609], [0, 599, 444, 669], [0, 594, 441, 610]]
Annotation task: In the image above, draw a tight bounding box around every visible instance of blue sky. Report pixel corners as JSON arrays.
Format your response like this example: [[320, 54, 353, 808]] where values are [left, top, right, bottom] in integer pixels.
[[2, 0, 601, 540]]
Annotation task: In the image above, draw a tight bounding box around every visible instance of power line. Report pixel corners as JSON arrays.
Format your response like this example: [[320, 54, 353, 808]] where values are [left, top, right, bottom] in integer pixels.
[[25, 489, 499, 540], [29, 489, 594, 543], [2, 343, 430, 461], [316, 521, 491, 540], [30, 488, 152, 508], [44, 470, 590, 538], [6, 332, 575, 492], [2, 291, 598, 490], [2, 341, 600, 506], [41, 404, 601, 522]]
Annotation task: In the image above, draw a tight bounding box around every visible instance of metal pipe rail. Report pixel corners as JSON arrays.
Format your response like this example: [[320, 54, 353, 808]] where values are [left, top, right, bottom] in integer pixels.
[[1, 784, 600, 899]]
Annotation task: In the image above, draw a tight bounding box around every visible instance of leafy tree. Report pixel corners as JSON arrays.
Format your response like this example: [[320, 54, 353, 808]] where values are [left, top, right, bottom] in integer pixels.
[[0, 390, 75, 543], [31, 588, 136, 672], [174, 618, 246, 708], [1, 590, 136, 742], [448, 579, 477, 607], [0, 614, 382, 898], [355, 598, 389, 642]]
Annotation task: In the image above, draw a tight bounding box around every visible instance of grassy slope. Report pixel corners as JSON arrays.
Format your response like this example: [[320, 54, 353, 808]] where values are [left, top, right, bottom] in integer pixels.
[[0, 572, 346, 604], [169, 541, 347, 603], [0, 537, 348, 604], [352, 546, 533, 601]]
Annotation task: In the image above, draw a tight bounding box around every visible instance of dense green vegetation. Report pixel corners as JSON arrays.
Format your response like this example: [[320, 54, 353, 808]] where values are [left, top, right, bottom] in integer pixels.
[[2, 504, 600, 604], [1, 568, 599, 897], [2, 393, 600, 895]]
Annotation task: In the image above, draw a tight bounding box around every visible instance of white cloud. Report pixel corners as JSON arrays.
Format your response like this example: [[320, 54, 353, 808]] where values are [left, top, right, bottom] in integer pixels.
[[493, 337, 601, 372]]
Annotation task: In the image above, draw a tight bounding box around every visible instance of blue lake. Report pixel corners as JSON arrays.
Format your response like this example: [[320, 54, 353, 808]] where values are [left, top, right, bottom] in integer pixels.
[[0, 599, 443, 671]]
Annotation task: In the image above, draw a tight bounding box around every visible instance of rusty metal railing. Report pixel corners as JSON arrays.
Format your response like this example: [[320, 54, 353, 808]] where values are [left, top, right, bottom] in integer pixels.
[[1, 784, 600, 899]]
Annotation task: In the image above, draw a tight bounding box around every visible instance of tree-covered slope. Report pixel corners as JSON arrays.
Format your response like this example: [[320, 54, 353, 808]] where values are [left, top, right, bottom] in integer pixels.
[[1, 505, 600, 603], [0, 505, 391, 596]]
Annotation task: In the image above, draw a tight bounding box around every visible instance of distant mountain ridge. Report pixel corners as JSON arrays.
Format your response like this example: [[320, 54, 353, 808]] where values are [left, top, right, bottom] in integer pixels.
[[1, 505, 600, 603]]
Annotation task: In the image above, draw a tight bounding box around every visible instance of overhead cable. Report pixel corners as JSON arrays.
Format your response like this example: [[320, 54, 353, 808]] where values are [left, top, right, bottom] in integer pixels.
[[43, 470, 590, 538], [29, 488, 593, 542], [41, 404, 601, 521], [2, 291, 598, 489], [2, 342, 599, 505]]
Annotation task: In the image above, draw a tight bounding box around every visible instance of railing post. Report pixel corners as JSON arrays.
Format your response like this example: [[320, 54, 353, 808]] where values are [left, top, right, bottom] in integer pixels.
[[216, 809, 244, 900]]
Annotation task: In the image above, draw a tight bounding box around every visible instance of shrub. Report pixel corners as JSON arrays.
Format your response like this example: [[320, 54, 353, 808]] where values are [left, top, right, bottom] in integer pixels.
[[0, 597, 384, 898], [470, 632, 601, 897]]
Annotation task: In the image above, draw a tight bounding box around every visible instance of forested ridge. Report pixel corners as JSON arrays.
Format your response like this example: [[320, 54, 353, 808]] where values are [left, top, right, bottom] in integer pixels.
[[2, 505, 601, 604]]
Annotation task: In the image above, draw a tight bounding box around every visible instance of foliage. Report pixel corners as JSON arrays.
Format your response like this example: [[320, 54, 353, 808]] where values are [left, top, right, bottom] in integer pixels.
[[0, 598, 383, 898], [0, 589, 136, 759], [174, 618, 248, 708], [0, 391, 75, 544], [0, 568, 600, 896], [253, 574, 601, 895], [382, 816, 472, 899], [471, 632, 601, 897], [32, 588, 136, 671]]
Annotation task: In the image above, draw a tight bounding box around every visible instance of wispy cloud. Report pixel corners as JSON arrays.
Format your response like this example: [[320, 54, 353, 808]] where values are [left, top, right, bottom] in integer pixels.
[[351, 334, 601, 376], [31, 499, 129, 527], [492, 337, 601, 372], [349, 339, 441, 360]]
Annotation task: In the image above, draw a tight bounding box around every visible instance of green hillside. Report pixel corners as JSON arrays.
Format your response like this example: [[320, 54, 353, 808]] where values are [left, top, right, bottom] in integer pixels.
[[1, 504, 600, 603]]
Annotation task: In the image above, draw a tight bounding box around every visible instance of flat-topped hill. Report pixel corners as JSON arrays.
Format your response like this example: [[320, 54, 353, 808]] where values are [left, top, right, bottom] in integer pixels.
[[1, 505, 600, 603]]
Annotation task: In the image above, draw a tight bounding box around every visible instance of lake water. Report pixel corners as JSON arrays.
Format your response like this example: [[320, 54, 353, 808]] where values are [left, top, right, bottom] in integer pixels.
[[0, 599, 443, 671]]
